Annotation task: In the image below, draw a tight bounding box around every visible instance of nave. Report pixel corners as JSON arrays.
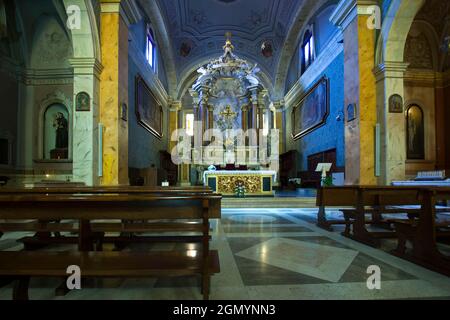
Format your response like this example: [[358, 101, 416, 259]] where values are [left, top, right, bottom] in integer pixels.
[[1, 208, 449, 300]]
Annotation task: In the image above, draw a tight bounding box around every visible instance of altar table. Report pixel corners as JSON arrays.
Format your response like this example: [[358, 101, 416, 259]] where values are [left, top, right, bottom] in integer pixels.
[[203, 170, 276, 196]]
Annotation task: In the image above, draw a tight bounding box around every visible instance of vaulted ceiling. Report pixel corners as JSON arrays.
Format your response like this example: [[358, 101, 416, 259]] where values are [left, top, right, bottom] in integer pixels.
[[145, 0, 304, 82]]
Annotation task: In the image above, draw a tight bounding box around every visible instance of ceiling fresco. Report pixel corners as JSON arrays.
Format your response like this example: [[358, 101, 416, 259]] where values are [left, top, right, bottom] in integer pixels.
[[143, 0, 303, 81]]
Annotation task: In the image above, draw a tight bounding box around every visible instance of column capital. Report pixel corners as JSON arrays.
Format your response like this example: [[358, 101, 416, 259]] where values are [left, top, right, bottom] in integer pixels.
[[169, 100, 182, 112], [69, 58, 103, 78], [100, 0, 141, 26], [373, 61, 410, 82], [330, 0, 378, 30], [272, 100, 284, 112]]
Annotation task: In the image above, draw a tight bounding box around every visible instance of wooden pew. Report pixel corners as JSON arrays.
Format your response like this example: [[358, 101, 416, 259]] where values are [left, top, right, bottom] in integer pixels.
[[0, 193, 222, 300], [317, 186, 450, 275], [392, 188, 450, 276], [0, 186, 220, 250], [316, 186, 449, 246]]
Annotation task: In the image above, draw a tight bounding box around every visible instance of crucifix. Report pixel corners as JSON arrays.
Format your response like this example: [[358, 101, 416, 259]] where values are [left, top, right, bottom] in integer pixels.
[[220, 105, 237, 120]]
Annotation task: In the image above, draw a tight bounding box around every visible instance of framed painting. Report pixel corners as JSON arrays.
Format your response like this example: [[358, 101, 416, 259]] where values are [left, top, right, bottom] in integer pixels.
[[389, 94, 403, 113], [291, 76, 329, 140], [135, 75, 163, 139], [75, 92, 90, 112]]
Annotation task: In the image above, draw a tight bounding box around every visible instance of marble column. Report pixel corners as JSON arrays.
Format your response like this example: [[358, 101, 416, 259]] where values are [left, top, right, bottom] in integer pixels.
[[99, 0, 130, 186], [168, 101, 181, 152], [70, 58, 103, 186], [273, 101, 285, 156], [374, 62, 409, 184], [331, 0, 378, 185], [241, 105, 248, 132], [207, 105, 214, 130]]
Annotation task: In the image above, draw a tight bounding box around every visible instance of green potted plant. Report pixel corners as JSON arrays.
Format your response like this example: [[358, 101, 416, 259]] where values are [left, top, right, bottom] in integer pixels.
[[234, 181, 246, 198]]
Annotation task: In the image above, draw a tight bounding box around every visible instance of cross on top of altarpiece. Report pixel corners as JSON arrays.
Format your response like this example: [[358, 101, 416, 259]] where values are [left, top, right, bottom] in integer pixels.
[[220, 105, 237, 120]]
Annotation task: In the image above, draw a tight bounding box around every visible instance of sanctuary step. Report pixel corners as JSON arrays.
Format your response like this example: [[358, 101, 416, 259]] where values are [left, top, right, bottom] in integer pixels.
[[222, 196, 316, 208]]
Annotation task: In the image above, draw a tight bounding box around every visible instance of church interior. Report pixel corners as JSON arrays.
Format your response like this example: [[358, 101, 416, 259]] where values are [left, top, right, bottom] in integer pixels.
[[0, 0, 449, 301]]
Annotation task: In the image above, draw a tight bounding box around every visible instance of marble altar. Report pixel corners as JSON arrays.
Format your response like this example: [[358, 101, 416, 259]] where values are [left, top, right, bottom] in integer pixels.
[[203, 170, 276, 196]]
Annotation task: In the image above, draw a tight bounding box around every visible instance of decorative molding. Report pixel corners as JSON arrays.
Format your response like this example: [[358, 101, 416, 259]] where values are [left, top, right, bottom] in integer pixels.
[[330, 0, 378, 30], [20, 68, 74, 85], [404, 69, 450, 88], [373, 61, 410, 82], [284, 30, 343, 109], [169, 101, 182, 112], [69, 58, 104, 78]]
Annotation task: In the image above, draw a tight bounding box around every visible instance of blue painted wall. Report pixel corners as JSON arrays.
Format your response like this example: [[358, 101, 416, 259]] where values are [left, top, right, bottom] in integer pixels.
[[285, 53, 345, 171], [128, 18, 169, 169], [285, 3, 338, 94]]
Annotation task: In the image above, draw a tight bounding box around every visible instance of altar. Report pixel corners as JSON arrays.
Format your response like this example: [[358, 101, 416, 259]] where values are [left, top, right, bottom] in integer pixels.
[[203, 170, 277, 196]]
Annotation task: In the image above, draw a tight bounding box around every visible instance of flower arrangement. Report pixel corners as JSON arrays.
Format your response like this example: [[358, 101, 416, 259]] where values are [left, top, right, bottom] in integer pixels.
[[234, 180, 246, 198]]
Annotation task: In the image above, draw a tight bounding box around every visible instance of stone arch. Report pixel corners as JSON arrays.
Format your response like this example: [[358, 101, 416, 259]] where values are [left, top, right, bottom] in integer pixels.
[[404, 20, 440, 71], [273, 0, 330, 99], [61, 0, 101, 60], [376, 0, 426, 65]]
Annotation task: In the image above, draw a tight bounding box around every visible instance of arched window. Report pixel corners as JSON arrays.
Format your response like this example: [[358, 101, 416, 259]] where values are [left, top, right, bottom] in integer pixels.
[[406, 104, 425, 160], [146, 25, 156, 71], [301, 28, 315, 73]]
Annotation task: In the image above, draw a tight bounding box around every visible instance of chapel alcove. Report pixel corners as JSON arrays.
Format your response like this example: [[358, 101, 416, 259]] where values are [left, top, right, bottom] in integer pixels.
[[406, 104, 425, 160], [43, 103, 70, 160]]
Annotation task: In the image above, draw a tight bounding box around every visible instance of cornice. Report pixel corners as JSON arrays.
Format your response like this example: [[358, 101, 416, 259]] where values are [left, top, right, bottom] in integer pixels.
[[100, 0, 141, 26], [330, 0, 378, 30]]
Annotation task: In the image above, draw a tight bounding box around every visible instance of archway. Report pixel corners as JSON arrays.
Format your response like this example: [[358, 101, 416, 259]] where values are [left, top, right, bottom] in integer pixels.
[[374, 0, 426, 184], [62, 0, 102, 186]]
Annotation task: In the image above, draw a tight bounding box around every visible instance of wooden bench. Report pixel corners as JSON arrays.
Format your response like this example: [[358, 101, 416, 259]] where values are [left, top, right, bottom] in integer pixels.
[[316, 186, 449, 246], [0, 193, 222, 300], [317, 186, 450, 276], [0, 186, 220, 250], [391, 188, 450, 276], [316, 186, 423, 234]]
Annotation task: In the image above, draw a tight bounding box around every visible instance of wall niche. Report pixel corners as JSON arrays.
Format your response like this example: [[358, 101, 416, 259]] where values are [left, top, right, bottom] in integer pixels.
[[43, 103, 70, 160]]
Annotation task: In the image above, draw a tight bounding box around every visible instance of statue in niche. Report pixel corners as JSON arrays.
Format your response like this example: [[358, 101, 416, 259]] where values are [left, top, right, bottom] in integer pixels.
[[406, 105, 425, 160], [50, 112, 69, 160]]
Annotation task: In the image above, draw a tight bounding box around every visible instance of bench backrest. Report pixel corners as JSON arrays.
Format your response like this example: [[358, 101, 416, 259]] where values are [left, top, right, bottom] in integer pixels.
[[316, 186, 442, 207], [0, 193, 222, 221], [0, 186, 213, 194]]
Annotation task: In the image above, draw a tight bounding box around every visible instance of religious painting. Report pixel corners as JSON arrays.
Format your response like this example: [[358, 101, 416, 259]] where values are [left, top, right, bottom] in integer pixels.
[[135, 75, 163, 139], [406, 104, 425, 160], [291, 76, 329, 140], [75, 92, 90, 112], [389, 94, 403, 113], [347, 103, 356, 122]]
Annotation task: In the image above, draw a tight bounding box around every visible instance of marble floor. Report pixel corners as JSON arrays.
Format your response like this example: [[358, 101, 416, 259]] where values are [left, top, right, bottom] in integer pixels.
[[0, 208, 449, 300]]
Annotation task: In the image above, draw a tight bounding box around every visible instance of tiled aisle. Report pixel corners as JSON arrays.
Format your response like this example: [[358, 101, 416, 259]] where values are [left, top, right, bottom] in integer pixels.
[[0, 208, 449, 300]]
